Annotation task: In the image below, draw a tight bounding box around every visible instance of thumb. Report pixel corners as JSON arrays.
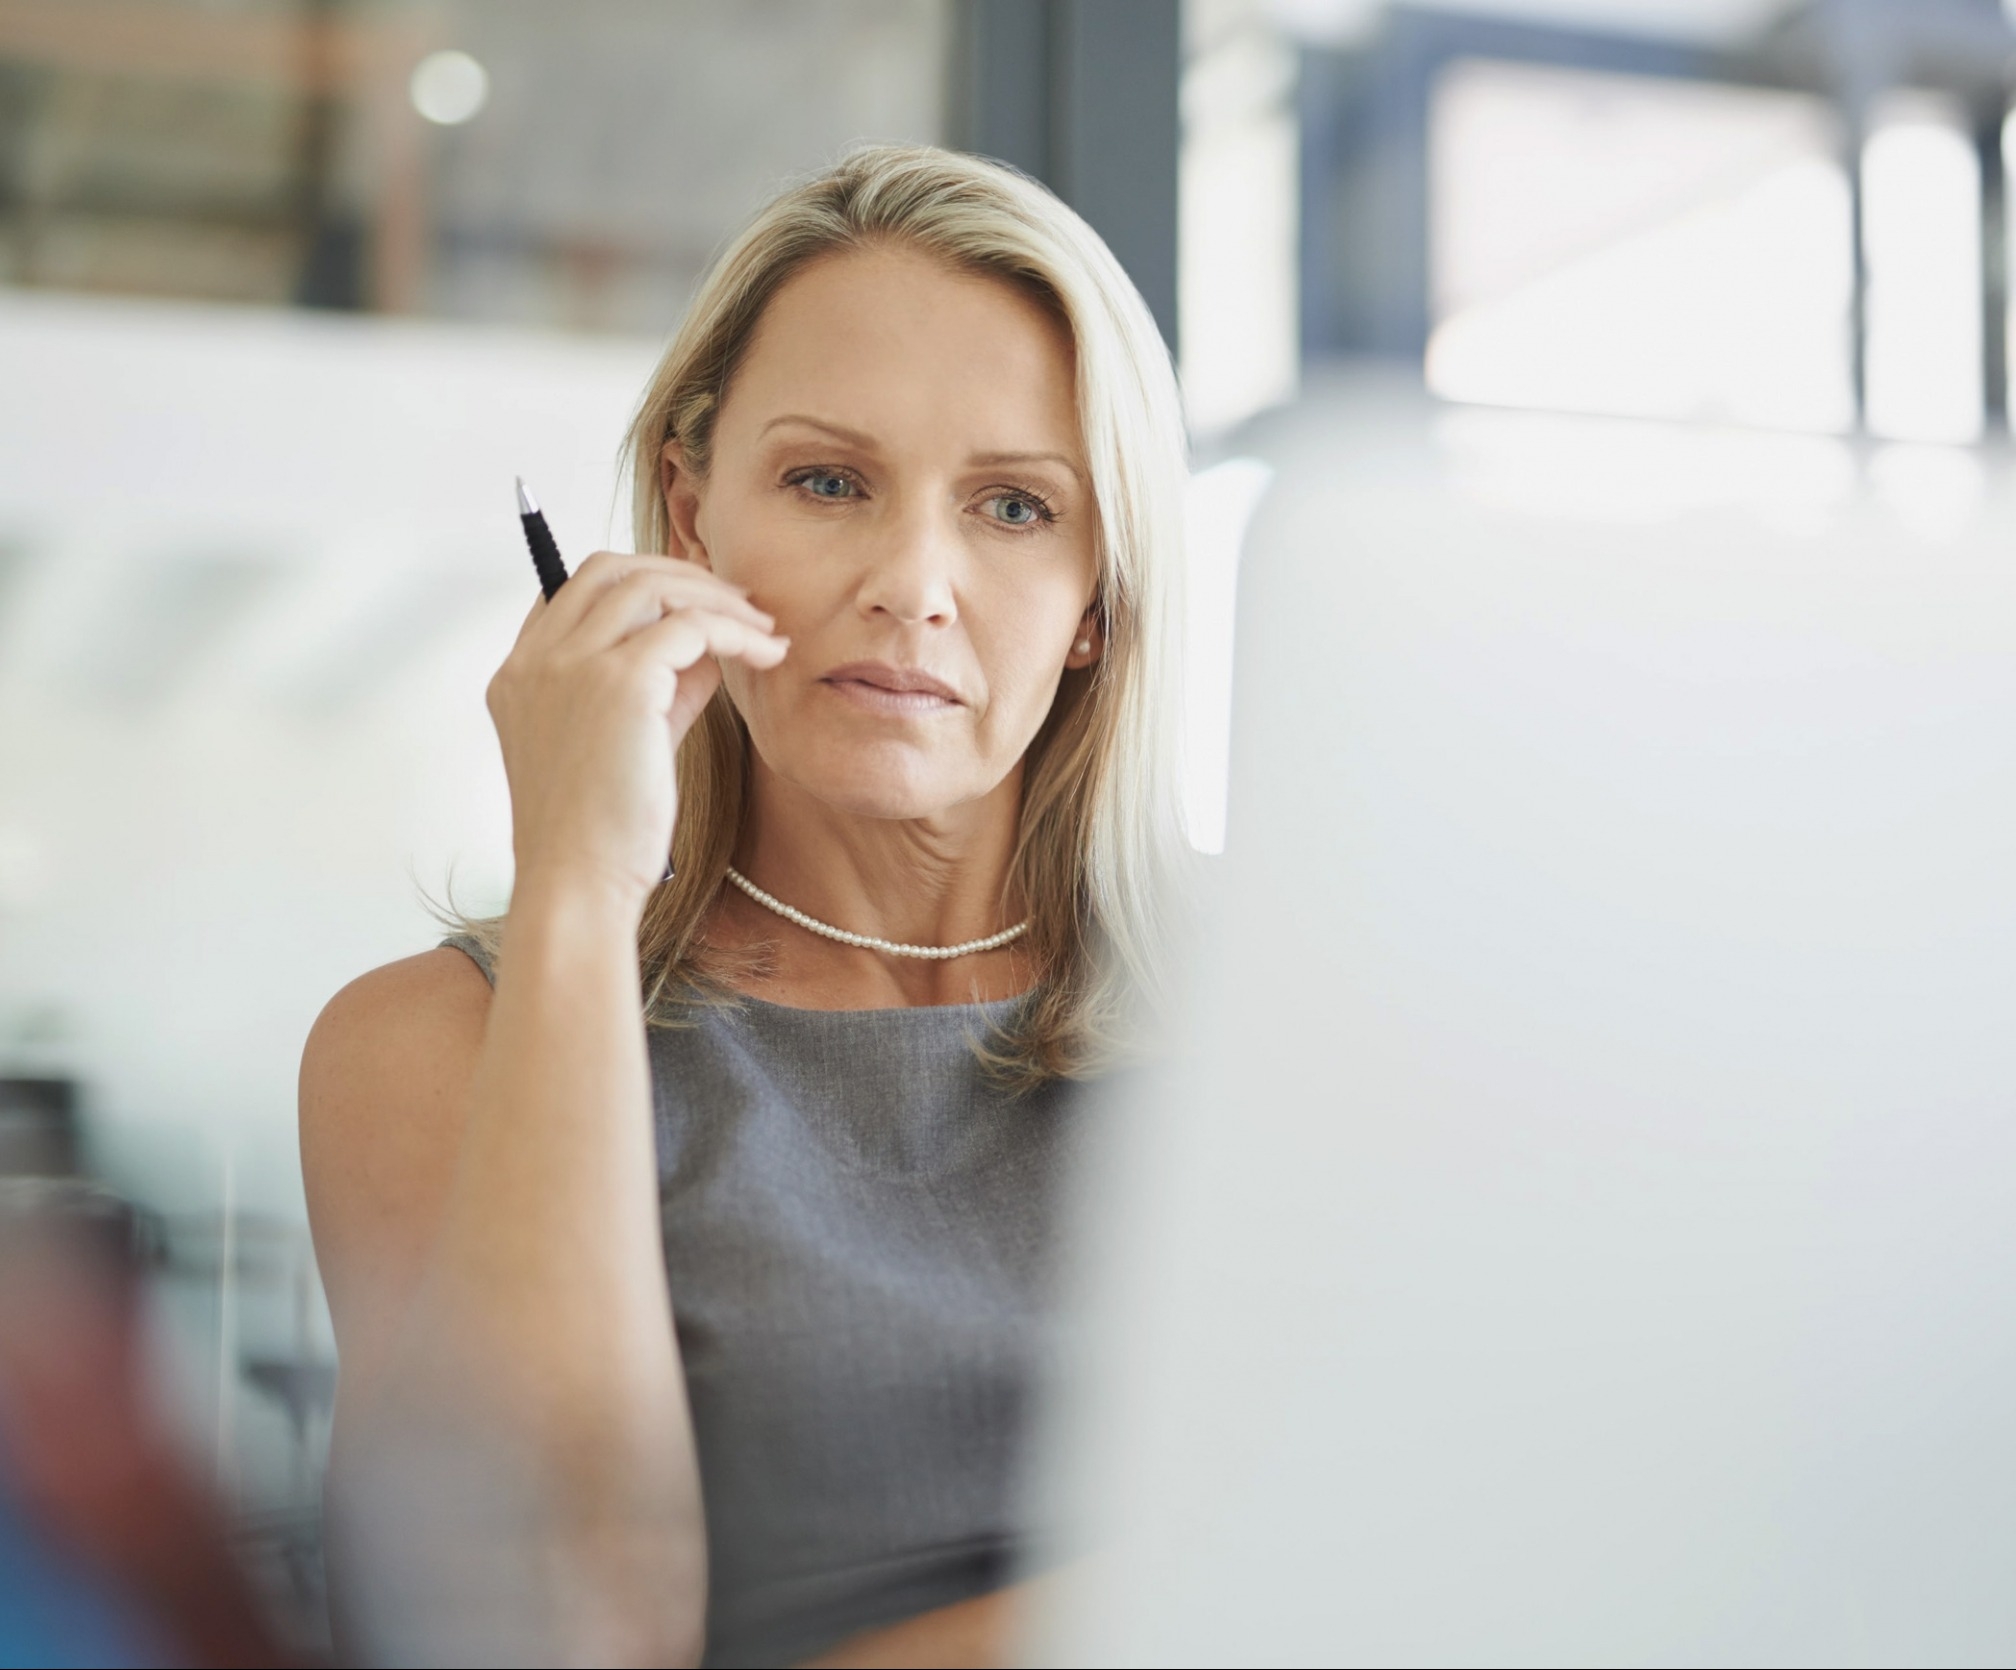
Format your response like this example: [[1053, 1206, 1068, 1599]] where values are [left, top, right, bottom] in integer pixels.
[[667, 656, 725, 740]]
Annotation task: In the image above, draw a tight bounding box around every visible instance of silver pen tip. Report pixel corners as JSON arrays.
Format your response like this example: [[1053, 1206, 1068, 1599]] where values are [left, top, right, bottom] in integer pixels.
[[515, 476, 538, 517]]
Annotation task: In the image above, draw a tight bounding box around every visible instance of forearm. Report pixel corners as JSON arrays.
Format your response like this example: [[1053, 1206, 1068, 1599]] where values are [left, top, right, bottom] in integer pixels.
[[345, 874, 704, 1662], [427, 872, 673, 1403], [799, 1586, 1024, 1669]]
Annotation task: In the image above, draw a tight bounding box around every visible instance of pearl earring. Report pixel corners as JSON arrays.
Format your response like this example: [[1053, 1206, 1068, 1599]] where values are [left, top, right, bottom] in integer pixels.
[[1075, 638, 1092, 654]]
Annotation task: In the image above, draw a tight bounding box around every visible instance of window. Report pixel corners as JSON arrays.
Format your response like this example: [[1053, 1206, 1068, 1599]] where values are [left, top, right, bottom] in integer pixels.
[[1426, 58, 1853, 433], [1862, 91, 1982, 444]]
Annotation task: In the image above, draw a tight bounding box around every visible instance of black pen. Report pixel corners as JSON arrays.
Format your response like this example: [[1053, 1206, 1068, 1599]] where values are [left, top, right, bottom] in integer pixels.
[[516, 476, 569, 599]]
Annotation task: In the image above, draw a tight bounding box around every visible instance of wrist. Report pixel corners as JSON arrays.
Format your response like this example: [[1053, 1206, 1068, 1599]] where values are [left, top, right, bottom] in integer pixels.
[[506, 862, 652, 940]]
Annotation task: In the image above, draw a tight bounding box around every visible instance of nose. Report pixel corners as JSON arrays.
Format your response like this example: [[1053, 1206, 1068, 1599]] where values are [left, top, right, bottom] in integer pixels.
[[855, 499, 958, 629]]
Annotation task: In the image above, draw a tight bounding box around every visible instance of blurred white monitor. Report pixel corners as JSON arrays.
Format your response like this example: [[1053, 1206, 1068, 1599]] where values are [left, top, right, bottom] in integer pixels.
[[1029, 392, 2016, 1667]]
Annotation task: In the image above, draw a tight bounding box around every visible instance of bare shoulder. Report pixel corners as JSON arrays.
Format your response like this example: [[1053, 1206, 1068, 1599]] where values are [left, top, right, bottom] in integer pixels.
[[300, 947, 492, 1157], [303, 947, 492, 1091], [300, 948, 493, 1364]]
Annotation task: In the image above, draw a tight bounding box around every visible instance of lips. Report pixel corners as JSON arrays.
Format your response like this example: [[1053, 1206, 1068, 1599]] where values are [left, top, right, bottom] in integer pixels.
[[819, 661, 964, 706], [821, 661, 961, 700]]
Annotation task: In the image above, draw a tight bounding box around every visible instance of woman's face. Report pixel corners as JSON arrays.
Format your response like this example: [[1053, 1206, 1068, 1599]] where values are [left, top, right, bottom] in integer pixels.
[[665, 245, 1101, 824]]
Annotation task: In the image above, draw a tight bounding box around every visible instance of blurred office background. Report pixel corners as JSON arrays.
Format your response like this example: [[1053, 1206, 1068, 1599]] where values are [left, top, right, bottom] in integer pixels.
[[2, 0, 2014, 1651]]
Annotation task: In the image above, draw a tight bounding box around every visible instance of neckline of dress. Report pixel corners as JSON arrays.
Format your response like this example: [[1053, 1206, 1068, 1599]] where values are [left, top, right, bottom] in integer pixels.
[[722, 986, 1034, 1021]]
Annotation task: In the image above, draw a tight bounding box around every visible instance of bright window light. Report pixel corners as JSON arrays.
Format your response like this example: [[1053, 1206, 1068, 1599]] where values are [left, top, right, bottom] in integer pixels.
[[1180, 22, 1299, 436], [2006, 110, 2016, 406], [1425, 59, 1853, 433], [1862, 93, 1982, 444], [1183, 458, 1273, 854]]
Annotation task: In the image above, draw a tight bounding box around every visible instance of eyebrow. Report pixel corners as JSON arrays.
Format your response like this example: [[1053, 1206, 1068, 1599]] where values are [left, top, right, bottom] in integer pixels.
[[970, 449, 1087, 487], [760, 414, 875, 447], [759, 415, 1087, 486]]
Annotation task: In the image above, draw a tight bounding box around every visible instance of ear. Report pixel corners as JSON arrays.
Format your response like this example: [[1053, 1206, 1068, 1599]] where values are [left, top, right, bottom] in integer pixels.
[[661, 440, 711, 569], [1065, 604, 1104, 670]]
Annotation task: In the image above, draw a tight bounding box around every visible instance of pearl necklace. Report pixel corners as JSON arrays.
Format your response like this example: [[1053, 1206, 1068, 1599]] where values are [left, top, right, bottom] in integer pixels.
[[724, 866, 1031, 961]]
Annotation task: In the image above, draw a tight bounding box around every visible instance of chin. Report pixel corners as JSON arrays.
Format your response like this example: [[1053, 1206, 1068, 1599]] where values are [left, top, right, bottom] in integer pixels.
[[772, 734, 988, 822]]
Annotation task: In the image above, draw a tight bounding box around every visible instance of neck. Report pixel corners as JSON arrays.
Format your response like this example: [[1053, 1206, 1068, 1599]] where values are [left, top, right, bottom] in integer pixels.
[[711, 756, 1032, 1009]]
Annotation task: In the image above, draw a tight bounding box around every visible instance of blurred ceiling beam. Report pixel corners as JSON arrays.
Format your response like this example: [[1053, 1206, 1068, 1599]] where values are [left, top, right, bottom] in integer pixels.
[[0, 0, 415, 95], [0, 0, 432, 311]]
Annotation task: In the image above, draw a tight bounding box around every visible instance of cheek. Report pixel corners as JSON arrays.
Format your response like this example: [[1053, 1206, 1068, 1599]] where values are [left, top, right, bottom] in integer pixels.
[[970, 583, 1085, 726], [698, 485, 769, 581], [704, 494, 823, 622]]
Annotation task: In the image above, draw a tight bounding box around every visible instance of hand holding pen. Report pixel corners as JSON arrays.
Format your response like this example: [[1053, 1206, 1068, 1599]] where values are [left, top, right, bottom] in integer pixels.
[[497, 477, 789, 909]]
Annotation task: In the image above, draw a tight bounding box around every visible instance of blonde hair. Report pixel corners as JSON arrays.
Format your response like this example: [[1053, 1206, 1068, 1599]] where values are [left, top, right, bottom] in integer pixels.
[[487, 145, 1189, 1084]]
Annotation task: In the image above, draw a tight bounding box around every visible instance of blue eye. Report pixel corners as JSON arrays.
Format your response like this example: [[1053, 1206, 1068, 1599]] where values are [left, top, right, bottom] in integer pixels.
[[983, 492, 1050, 528], [800, 471, 855, 499]]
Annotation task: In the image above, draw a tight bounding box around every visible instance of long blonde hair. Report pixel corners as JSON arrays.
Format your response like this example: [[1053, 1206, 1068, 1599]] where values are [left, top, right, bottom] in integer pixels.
[[492, 145, 1189, 1084]]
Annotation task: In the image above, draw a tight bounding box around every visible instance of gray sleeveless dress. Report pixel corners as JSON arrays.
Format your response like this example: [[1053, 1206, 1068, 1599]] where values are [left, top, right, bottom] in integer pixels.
[[441, 936, 1087, 1668]]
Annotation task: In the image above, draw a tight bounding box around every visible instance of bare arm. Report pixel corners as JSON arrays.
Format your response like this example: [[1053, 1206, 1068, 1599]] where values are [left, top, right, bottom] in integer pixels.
[[304, 907, 695, 1663], [301, 553, 787, 1665], [797, 1566, 1084, 1669], [796, 1587, 1022, 1668]]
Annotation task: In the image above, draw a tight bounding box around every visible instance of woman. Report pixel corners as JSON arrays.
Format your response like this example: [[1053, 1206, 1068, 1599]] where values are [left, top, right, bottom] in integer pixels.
[[300, 145, 1188, 1667]]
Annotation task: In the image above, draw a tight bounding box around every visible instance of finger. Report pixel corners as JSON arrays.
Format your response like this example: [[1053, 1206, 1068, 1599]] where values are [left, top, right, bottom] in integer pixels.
[[537, 552, 768, 636], [663, 651, 724, 736], [567, 567, 775, 647], [570, 572, 786, 660], [568, 570, 691, 653], [617, 607, 790, 678], [510, 593, 546, 649], [551, 552, 771, 630]]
